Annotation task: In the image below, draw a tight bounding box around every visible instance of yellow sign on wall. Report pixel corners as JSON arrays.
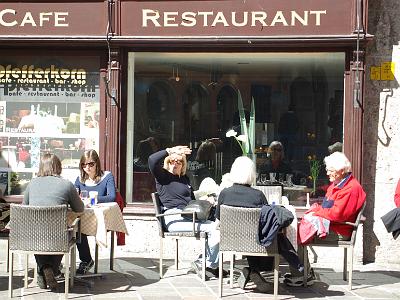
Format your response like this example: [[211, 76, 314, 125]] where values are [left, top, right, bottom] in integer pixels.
[[370, 62, 395, 81], [370, 66, 381, 80], [381, 62, 395, 81]]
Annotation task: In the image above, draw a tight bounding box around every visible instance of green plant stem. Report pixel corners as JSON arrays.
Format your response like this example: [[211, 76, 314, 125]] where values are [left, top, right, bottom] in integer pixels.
[[235, 138, 246, 155]]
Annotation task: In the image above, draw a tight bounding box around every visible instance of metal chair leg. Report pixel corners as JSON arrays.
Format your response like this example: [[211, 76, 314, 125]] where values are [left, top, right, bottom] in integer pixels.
[[348, 247, 354, 290], [8, 252, 13, 298], [218, 252, 223, 298], [175, 239, 179, 270], [159, 238, 163, 278], [343, 248, 348, 281], [303, 246, 308, 287], [24, 254, 29, 288], [64, 252, 70, 299], [201, 237, 206, 282], [273, 254, 280, 298]]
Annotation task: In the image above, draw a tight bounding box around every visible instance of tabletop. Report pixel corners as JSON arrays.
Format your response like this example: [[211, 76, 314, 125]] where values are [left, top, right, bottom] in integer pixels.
[[67, 202, 128, 248]]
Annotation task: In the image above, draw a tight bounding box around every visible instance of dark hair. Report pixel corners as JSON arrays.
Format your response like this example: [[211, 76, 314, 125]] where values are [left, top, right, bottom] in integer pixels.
[[196, 140, 216, 162], [79, 149, 103, 183], [135, 139, 154, 163], [37, 153, 62, 177]]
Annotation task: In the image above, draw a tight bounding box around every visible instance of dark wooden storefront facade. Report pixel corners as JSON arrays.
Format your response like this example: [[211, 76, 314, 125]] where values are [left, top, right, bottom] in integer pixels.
[[0, 0, 371, 204]]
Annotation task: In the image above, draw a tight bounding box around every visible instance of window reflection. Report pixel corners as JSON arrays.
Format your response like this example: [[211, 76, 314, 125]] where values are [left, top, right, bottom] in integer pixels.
[[130, 52, 345, 203]]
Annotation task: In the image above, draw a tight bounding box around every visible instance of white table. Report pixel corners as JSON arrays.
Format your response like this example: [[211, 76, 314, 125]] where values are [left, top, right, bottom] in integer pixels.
[[68, 202, 128, 272]]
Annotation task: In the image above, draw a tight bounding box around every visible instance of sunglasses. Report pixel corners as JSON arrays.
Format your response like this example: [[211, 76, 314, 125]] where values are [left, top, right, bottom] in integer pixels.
[[81, 161, 96, 168], [169, 159, 183, 165]]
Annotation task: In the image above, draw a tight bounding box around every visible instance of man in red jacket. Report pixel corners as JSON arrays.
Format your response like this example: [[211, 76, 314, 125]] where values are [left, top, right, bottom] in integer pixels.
[[285, 152, 366, 287], [394, 179, 400, 208]]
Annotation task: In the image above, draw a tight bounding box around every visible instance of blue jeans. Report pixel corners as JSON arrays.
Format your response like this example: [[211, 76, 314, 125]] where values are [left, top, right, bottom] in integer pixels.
[[163, 208, 220, 269]]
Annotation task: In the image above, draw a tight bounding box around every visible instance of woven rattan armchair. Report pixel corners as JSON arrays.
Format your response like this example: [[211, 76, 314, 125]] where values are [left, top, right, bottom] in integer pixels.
[[8, 204, 79, 299], [151, 192, 207, 281], [303, 201, 367, 290], [218, 205, 280, 298]]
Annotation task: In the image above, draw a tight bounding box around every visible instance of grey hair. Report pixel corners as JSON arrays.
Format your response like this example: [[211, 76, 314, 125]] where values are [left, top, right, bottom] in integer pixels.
[[229, 156, 256, 185], [324, 152, 352, 173]]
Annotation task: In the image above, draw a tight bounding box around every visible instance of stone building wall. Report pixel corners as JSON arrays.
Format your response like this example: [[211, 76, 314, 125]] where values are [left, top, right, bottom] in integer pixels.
[[363, 0, 400, 265]]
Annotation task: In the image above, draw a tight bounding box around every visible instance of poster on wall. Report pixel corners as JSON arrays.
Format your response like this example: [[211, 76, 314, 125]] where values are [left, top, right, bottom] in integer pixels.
[[0, 56, 100, 194]]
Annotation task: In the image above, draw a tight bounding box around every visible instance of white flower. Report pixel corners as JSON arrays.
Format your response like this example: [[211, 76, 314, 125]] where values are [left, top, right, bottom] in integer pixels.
[[236, 135, 247, 142], [225, 129, 237, 137]]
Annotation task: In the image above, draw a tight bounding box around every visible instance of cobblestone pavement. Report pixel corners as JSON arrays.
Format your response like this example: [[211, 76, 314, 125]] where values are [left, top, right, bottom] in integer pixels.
[[1, 244, 399, 299]]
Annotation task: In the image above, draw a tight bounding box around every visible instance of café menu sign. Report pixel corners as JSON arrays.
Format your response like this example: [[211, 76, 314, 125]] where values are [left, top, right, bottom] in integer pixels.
[[0, 0, 354, 37]]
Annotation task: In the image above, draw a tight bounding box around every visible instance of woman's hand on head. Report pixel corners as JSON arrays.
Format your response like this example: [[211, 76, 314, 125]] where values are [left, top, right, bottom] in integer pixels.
[[168, 146, 192, 156]]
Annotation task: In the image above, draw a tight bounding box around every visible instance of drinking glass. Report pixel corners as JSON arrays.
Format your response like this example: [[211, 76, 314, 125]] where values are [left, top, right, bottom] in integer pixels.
[[286, 174, 294, 186], [269, 172, 276, 183], [260, 174, 267, 184], [80, 190, 88, 201], [278, 173, 285, 183]]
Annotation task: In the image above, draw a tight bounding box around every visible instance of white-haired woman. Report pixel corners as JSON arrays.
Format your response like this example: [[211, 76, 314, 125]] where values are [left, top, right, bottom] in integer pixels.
[[148, 146, 223, 278], [215, 156, 273, 293], [284, 151, 366, 287]]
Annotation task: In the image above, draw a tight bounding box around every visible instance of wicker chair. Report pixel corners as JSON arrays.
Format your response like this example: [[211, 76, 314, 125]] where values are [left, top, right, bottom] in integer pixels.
[[218, 205, 280, 298], [8, 204, 79, 299], [151, 192, 207, 281], [303, 201, 367, 290]]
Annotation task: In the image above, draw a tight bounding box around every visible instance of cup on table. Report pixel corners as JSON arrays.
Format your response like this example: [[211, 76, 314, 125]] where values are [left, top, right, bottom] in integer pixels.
[[89, 191, 98, 206], [269, 172, 277, 183]]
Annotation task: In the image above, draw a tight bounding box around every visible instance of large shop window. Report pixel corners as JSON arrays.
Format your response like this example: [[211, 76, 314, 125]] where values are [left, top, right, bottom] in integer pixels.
[[127, 52, 345, 204], [0, 56, 100, 196]]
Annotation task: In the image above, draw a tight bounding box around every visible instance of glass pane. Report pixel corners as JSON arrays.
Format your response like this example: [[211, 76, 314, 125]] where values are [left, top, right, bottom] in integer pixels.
[[0, 56, 100, 195], [130, 52, 345, 202]]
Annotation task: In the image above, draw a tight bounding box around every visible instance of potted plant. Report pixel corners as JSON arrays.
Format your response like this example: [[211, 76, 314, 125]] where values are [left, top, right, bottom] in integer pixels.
[[226, 90, 255, 158], [308, 155, 321, 196]]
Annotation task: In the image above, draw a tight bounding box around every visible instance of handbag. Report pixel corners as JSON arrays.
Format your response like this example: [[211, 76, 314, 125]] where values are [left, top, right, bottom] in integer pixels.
[[182, 200, 213, 221]]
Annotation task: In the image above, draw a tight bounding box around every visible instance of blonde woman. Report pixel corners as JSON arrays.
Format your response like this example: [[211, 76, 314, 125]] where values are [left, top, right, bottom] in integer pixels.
[[148, 146, 224, 278]]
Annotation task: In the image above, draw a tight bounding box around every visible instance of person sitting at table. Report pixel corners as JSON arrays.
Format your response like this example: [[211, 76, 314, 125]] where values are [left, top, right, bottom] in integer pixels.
[[74, 149, 116, 275], [23, 153, 84, 291], [215, 156, 303, 293], [259, 141, 292, 182], [148, 145, 224, 278], [284, 151, 366, 287]]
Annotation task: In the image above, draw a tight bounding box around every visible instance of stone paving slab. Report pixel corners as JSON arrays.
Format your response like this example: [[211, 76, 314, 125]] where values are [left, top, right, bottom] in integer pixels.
[[1, 243, 400, 299]]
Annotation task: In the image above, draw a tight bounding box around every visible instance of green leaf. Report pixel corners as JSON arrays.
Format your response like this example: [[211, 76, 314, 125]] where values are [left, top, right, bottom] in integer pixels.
[[237, 90, 249, 154], [248, 97, 255, 154]]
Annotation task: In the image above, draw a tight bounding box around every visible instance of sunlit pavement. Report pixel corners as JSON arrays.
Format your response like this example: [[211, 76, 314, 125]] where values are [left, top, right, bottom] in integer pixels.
[[0, 245, 399, 299]]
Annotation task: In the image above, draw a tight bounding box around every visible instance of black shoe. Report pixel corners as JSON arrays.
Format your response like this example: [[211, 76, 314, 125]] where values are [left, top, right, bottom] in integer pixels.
[[237, 267, 250, 289], [37, 274, 47, 289], [43, 266, 58, 291], [249, 270, 273, 293], [77, 259, 94, 275], [284, 269, 316, 287], [206, 267, 228, 278]]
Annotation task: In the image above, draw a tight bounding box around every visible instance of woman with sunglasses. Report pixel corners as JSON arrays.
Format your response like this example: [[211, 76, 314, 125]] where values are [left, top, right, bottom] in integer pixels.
[[74, 149, 116, 275], [148, 146, 223, 278]]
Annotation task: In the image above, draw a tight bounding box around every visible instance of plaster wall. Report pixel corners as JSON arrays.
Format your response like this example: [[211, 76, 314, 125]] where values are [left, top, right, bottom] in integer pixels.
[[363, 0, 400, 265]]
